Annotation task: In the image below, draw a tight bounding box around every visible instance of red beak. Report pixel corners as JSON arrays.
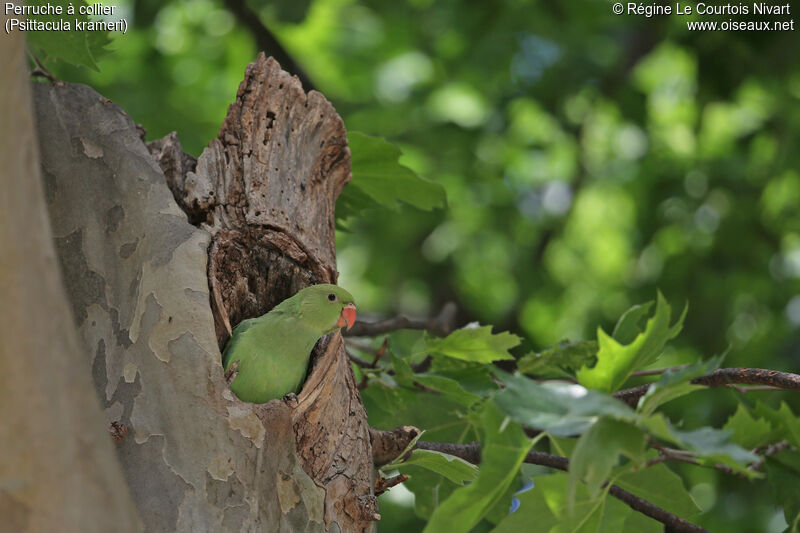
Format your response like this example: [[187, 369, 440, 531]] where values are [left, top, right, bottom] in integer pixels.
[[336, 303, 357, 330]]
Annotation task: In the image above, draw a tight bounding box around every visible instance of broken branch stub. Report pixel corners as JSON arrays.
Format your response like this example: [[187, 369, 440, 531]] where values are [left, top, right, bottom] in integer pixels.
[[153, 54, 347, 345], [150, 54, 376, 531]]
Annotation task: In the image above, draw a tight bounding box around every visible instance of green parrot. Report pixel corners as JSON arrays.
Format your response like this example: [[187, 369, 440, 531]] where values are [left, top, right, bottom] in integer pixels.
[[222, 284, 357, 403]]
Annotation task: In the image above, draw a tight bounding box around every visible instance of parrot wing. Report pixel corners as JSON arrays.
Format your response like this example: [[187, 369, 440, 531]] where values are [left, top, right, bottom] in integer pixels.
[[222, 317, 257, 369]]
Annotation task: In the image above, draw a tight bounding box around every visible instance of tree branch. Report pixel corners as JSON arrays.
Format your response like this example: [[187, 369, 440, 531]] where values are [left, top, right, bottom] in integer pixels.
[[375, 473, 409, 496], [222, 0, 315, 90], [643, 438, 793, 478], [346, 337, 388, 365], [643, 440, 737, 475], [348, 336, 433, 377], [370, 426, 421, 466], [690, 368, 800, 389], [416, 440, 482, 465], [615, 367, 800, 406], [606, 484, 707, 533], [346, 338, 382, 357], [347, 349, 373, 369], [749, 440, 791, 471], [414, 441, 709, 533], [346, 302, 458, 338], [27, 46, 63, 86]]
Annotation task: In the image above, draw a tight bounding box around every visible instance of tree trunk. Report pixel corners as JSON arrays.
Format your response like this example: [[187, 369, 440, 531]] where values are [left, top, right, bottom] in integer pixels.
[[23, 54, 376, 532], [0, 21, 141, 533]]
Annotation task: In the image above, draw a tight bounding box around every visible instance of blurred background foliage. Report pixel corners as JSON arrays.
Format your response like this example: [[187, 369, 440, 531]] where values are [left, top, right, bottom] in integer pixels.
[[50, 0, 800, 530]]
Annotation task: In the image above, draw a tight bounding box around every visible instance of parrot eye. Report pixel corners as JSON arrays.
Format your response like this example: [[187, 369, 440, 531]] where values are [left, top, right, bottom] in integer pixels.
[[327, 293, 337, 302]]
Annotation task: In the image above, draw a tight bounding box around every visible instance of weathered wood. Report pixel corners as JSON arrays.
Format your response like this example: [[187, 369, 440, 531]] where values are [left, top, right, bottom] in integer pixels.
[[151, 55, 348, 345]]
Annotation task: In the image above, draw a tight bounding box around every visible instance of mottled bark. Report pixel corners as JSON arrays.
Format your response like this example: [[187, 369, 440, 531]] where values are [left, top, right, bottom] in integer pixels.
[[0, 22, 141, 533], [32, 54, 376, 532]]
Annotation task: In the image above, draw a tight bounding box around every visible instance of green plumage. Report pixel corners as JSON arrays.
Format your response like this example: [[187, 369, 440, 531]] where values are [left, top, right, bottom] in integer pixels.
[[222, 284, 355, 403]]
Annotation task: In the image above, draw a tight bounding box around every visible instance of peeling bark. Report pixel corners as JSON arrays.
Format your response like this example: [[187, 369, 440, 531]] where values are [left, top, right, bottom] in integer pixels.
[[33, 54, 376, 532]]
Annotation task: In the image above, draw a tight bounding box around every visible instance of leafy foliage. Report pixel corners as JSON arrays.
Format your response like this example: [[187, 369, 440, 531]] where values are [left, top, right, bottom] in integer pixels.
[[517, 340, 598, 380], [390, 353, 483, 406], [392, 449, 478, 485], [577, 293, 686, 392], [569, 418, 646, 498], [614, 461, 701, 518], [362, 297, 781, 531], [492, 473, 637, 533], [765, 451, 800, 531], [493, 371, 637, 437], [425, 325, 520, 364], [489, 480, 561, 533], [722, 404, 776, 450], [637, 355, 724, 416], [641, 414, 758, 475], [27, 0, 112, 71], [612, 301, 655, 344], [338, 132, 446, 221], [422, 402, 532, 533], [752, 402, 800, 449]]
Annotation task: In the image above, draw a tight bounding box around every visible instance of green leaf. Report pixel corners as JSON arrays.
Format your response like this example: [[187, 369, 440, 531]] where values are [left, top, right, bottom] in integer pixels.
[[620, 509, 663, 533], [765, 450, 800, 531], [518, 340, 598, 380], [390, 352, 416, 384], [335, 184, 378, 225], [615, 460, 701, 518], [338, 132, 446, 219], [577, 292, 686, 393], [484, 477, 525, 525], [373, 371, 399, 389], [637, 355, 725, 416], [403, 464, 461, 520], [496, 371, 754, 475], [351, 362, 363, 383], [426, 326, 520, 364], [423, 401, 533, 533], [395, 449, 479, 485], [489, 484, 560, 533], [494, 473, 632, 533], [390, 350, 483, 405], [569, 419, 646, 498], [641, 414, 758, 474], [493, 371, 638, 437], [26, 0, 112, 72], [722, 403, 776, 450], [550, 477, 632, 533], [428, 361, 500, 398], [414, 374, 484, 406], [753, 402, 800, 449], [362, 385, 476, 444], [613, 301, 655, 344], [549, 435, 579, 457]]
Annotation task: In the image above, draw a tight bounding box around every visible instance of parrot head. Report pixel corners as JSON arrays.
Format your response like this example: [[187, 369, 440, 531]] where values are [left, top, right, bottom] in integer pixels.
[[297, 284, 357, 334]]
